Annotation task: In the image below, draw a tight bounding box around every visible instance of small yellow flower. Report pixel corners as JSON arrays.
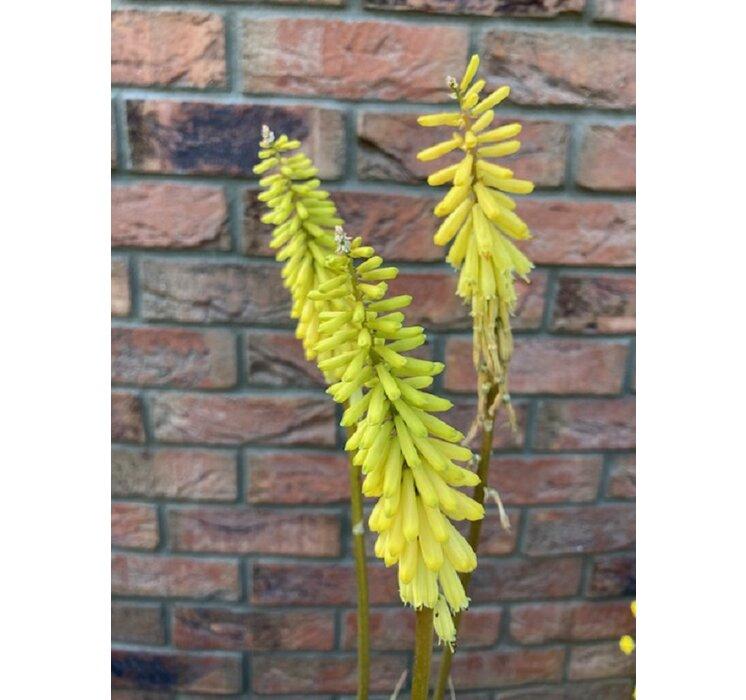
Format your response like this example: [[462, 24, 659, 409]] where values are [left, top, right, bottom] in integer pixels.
[[619, 635, 635, 655]]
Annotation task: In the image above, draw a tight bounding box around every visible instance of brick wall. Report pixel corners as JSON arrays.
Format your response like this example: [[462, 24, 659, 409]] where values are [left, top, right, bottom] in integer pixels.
[[111, 1, 635, 697]]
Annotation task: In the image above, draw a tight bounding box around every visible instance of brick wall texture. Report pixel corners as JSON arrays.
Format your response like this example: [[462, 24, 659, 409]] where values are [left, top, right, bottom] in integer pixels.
[[111, 1, 635, 697]]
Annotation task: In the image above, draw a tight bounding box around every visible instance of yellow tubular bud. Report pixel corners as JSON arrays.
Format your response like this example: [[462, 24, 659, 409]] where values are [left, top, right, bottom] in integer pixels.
[[471, 109, 494, 134], [383, 439, 403, 497], [453, 154, 474, 187], [434, 198, 472, 246], [399, 538, 418, 584], [376, 364, 402, 401], [417, 136, 462, 162], [434, 595, 457, 648], [477, 140, 521, 158], [491, 177, 534, 194], [477, 122, 522, 143], [387, 509, 405, 557], [401, 470, 420, 541], [410, 462, 439, 508], [427, 163, 459, 187], [438, 559, 469, 611], [434, 184, 471, 217], [472, 85, 510, 115], [417, 112, 463, 128], [424, 505, 450, 543], [393, 399, 428, 438], [459, 54, 480, 92], [394, 416, 422, 467], [446, 215, 473, 269], [417, 500, 444, 571]]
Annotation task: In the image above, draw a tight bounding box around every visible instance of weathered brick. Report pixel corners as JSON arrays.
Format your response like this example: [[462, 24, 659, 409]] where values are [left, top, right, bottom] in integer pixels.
[[173, 606, 335, 651], [488, 456, 603, 505], [169, 507, 341, 556], [112, 259, 131, 317], [524, 504, 635, 555], [497, 679, 634, 699], [112, 327, 237, 389], [466, 511, 520, 555], [552, 274, 635, 334], [151, 393, 335, 446], [587, 554, 636, 598], [594, 0, 635, 25], [140, 259, 290, 325], [112, 183, 229, 249], [127, 100, 344, 179], [343, 606, 501, 651], [112, 602, 165, 645], [521, 200, 635, 266], [577, 125, 636, 192], [245, 451, 349, 504], [112, 10, 226, 88], [111, 649, 241, 694], [112, 447, 237, 501], [357, 112, 568, 187], [444, 337, 628, 394], [469, 557, 582, 601], [535, 398, 635, 450], [112, 110, 117, 169], [363, 0, 584, 16], [481, 31, 635, 108], [242, 18, 468, 102], [251, 652, 404, 694], [568, 642, 635, 680], [112, 391, 145, 443], [244, 330, 324, 388], [607, 454, 636, 498], [112, 553, 240, 600], [112, 502, 159, 550], [251, 561, 399, 606], [510, 601, 635, 643], [448, 397, 528, 450], [450, 648, 565, 689]]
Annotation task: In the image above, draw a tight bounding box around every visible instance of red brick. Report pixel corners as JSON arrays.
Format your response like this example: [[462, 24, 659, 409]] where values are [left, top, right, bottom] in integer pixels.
[[112, 327, 237, 389], [521, 200, 635, 266], [112, 447, 237, 501], [480, 31, 635, 108], [242, 18, 468, 102], [112, 602, 165, 645], [112, 391, 145, 443], [244, 330, 324, 388], [448, 397, 529, 451], [139, 259, 290, 325], [126, 100, 344, 179], [552, 275, 635, 334], [251, 561, 399, 606], [112, 259, 131, 317], [357, 112, 568, 187], [151, 393, 335, 446], [450, 648, 565, 689], [467, 511, 520, 555], [245, 451, 349, 504], [363, 0, 584, 16], [535, 398, 635, 450], [444, 337, 628, 395], [524, 504, 635, 555], [251, 652, 404, 694], [594, 0, 635, 24], [568, 642, 635, 680], [112, 10, 226, 88], [112, 111, 117, 169], [112, 502, 159, 550], [510, 600, 635, 643], [112, 183, 229, 249], [169, 507, 341, 557], [607, 454, 636, 498], [577, 125, 636, 192], [112, 649, 241, 694], [173, 606, 335, 651], [587, 554, 636, 597], [488, 456, 603, 505], [112, 554, 240, 600], [469, 557, 582, 602], [341, 606, 501, 650], [497, 680, 634, 699]]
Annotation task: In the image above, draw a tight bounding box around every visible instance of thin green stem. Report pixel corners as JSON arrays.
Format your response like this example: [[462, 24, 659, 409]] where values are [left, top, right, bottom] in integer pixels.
[[412, 607, 434, 700]]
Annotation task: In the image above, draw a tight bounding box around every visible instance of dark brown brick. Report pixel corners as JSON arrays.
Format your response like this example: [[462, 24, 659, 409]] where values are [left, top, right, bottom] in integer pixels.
[[112, 183, 229, 249], [127, 100, 344, 179], [448, 397, 528, 451], [445, 338, 628, 395], [151, 393, 335, 446], [245, 450, 349, 504], [112, 553, 240, 600], [112, 502, 159, 550], [112, 391, 145, 443], [112, 327, 237, 389], [607, 454, 636, 498], [111, 649, 242, 694], [173, 606, 335, 651], [169, 507, 341, 556], [568, 642, 635, 680], [112, 447, 237, 501], [577, 125, 636, 192], [242, 18, 468, 102], [524, 504, 635, 555], [139, 259, 290, 325], [363, 0, 585, 16], [111, 10, 226, 88], [112, 602, 165, 645], [481, 30, 635, 108], [552, 275, 635, 334], [587, 554, 636, 598], [112, 259, 131, 317], [535, 398, 636, 450], [244, 330, 324, 388], [469, 557, 582, 602], [497, 679, 634, 699], [594, 0, 635, 25], [450, 648, 565, 689]]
